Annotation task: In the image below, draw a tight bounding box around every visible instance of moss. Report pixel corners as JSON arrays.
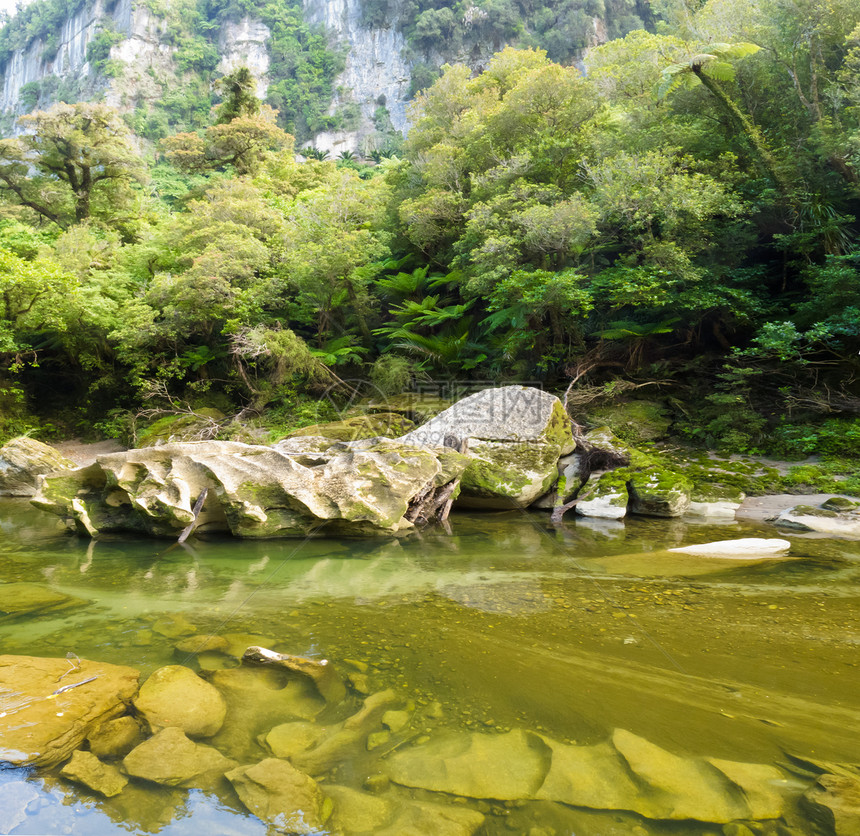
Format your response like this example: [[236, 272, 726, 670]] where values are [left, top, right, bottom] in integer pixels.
[[286, 413, 415, 442], [462, 456, 533, 498], [584, 400, 671, 445], [137, 410, 224, 447], [545, 400, 575, 453]]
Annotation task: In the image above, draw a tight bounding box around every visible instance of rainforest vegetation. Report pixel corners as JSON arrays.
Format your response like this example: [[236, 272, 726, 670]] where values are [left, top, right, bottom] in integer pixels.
[[0, 0, 857, 464]]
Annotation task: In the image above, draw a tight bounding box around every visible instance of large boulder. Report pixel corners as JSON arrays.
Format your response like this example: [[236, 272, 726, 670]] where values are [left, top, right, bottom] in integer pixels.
[[133, 665, 227, 738], [0, 437, 74, 496], [31, 438, 468, 539], [0, 655, 139, 767], [400, 386, 575, 508]]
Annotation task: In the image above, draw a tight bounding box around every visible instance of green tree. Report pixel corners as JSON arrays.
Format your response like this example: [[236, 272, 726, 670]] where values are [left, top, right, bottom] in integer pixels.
[[0, 103, 147, 229]]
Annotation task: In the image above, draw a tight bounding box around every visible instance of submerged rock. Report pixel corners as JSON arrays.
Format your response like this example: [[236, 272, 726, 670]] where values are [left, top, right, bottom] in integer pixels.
[[386, 728, 551, 800], [133, 665, 226, 738], [0, 654, 139, 767], [0, 582, 88, 622], [803, 773, 860, 835], [400, 386, 575, 509], [225, 757, 327, 834], [206, 665, 325, 761], [122, 726, 237, 789], [668, 538, 791, 558], [87, 715, 144, 759], [291, 689, 400, 775], [377, 800, 485, 836], [32, 438, 468, 538], [263, 721, 327, 760], [385, 725, 789, 825], [60, 750, 128, 797], [0, 437, 74, 496]]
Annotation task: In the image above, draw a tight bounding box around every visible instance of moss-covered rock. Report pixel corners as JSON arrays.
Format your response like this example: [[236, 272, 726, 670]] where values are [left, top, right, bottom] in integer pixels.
[[583, 400, 672, 445], [137, 409, 226, 447], [575, 469, 630, 519], [286, 413, 415, 442], [358, 393, 453, 424], [627, 468, 692, 518], [401, 387, 575, 508]]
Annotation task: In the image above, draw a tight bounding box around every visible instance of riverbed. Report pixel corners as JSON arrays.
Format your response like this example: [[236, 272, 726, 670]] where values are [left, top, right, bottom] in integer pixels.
[[1, 498, 858, 834]]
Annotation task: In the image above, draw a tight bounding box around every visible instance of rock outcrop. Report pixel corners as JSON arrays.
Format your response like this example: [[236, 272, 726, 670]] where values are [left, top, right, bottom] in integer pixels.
[[0, 654, 139, 767], [776, 499, 860, 538], [401, 386, 575, 509], [0, 436, 74, 496], [31, 437, 468, 538]]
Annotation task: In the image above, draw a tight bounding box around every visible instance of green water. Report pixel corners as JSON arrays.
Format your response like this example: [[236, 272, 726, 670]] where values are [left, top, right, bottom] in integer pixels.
[[1, 498, 859, 835]]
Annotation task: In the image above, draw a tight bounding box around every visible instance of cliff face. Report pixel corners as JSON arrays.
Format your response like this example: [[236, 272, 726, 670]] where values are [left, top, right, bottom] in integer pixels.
[[0, 0, 119, 113], [0, 0, 270, 123], [303, 0, 411, 154], [0, 0, 619, 150]]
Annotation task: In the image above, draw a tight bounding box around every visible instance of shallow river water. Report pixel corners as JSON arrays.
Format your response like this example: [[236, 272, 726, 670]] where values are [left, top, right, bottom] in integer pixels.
[[1, 498, 859, 835]]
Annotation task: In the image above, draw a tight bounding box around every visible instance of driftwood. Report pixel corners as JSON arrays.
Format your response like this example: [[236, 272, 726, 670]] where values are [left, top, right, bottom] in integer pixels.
[[549, 471, 606, 524], [242, 645, 346, 704], [177, 488, 208, 544], [405, 479, 460, 526]]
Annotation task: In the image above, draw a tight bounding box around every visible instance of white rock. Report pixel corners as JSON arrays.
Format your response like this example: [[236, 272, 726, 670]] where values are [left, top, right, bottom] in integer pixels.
[[776, 508, 860, 538], [575, 493, 627, 520], [686, 500, 741, 519], [669, 538, 791, 558]]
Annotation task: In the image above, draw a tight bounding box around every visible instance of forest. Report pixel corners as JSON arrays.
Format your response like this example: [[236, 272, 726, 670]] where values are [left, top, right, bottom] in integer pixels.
[[0, 0, 857, 469]]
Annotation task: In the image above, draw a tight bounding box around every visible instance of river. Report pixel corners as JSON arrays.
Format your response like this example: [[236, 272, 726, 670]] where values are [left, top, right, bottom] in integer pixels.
[[1, 498, 858, 834]]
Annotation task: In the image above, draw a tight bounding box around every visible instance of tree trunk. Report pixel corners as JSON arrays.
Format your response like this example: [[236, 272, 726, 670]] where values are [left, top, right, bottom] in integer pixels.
[[692, 67, 792, 198]]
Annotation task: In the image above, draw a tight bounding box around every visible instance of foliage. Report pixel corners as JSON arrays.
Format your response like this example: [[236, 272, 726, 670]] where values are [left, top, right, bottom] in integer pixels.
[[0, 0, 857, 451]]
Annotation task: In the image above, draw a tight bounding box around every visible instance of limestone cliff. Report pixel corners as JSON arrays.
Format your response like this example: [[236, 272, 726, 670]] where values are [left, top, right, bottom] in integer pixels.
[[0, 0, 633, 150]]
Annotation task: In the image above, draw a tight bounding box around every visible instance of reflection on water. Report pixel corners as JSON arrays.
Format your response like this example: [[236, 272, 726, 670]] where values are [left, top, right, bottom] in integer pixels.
[[1, 498, 859, 834]]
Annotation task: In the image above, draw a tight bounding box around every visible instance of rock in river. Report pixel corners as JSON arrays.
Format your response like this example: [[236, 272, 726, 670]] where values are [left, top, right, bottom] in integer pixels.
[[776, 500, 860, 538], [134, 665, 226, 738], [123, 726, 237, 789], [386, 728, 551, 799], [669, 538, 791, 558], [401, 386, 575, 509], [225, 757, 326, 833], [32, 437, 468, 538], [0, 654, 139, 767], [0, 436, 74, 496], [60, 750, 128, 797]]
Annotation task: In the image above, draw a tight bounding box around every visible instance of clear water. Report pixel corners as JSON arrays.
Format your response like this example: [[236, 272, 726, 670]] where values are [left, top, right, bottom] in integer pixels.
[[1, 498, 859, 835]]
